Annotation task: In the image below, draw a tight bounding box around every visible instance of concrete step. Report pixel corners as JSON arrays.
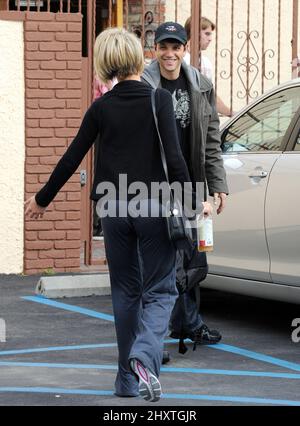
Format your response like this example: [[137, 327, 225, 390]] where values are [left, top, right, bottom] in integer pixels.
[[35, 274, 111, 299]]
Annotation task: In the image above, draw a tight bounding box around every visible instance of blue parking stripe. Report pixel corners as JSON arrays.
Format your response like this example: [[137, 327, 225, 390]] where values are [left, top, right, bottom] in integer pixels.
[[21, 296, 115, 322], [0, 343, 118, 356], [21, 296, 300, 373], [210, 344, 300, 372], [0, 387, 299, 405], [1, 360, 300, 380]]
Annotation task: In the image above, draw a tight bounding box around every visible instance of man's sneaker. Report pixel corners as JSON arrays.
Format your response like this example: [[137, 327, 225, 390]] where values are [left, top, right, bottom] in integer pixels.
[[130, 358, 162, 402], [170, 324, 222, 345]]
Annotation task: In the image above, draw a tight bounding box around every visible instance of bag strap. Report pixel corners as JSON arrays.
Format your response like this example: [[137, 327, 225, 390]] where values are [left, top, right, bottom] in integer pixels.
[[151, 89, 171, 185]]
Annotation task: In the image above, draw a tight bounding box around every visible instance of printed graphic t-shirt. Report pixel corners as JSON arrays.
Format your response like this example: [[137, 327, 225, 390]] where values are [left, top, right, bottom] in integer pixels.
[[161, 71, 191, 165]]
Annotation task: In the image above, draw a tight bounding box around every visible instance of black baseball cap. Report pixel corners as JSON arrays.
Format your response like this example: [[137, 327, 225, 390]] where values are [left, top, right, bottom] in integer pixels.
[[154, 22, 187, 45]]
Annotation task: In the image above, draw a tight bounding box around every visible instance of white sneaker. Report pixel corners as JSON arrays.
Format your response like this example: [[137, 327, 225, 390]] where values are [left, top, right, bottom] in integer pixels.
[[130, 358, 162, 402]]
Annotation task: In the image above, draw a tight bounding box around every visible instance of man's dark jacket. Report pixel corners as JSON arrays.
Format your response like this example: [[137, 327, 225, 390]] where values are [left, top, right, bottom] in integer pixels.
[[141, 60, 229, 196]]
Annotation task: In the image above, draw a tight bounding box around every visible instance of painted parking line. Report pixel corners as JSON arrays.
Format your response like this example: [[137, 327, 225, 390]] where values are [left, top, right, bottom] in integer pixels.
[[21, 296, 300, 373], [21, 296, 114, 322], [0, 343, 118, 357], [1, 360, 300, 380], [0, 387, 299, 405]]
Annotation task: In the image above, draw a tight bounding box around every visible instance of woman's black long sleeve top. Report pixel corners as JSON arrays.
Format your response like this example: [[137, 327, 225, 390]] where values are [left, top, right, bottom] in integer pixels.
[[35, 80, 192, 207]]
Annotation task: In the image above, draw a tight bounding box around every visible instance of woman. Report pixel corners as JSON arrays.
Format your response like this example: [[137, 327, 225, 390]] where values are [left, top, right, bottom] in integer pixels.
[[24, 28, 192, 402]]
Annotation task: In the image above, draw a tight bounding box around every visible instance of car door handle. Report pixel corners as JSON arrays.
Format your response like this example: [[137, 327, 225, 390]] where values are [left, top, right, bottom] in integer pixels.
[[249, 170, 268, 179]]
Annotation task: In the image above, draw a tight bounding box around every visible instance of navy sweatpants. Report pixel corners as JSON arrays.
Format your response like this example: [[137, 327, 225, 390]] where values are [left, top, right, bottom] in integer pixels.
[[102, 204, 178, 397]]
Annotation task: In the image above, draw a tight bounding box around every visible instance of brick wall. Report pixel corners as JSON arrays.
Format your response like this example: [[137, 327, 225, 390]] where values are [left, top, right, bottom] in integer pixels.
[[24, 12, 82, 275]]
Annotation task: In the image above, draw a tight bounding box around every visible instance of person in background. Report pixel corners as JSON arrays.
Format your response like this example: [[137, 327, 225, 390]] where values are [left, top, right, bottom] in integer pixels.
[[184, 16, 233, 118]]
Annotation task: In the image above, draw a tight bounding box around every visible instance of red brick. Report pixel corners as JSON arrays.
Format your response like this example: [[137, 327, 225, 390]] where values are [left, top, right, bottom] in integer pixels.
[[26, 80, 39, 89], [56, 14, 82, 22], [54, 258, 80, 268], [25, 259, 54, 270], [27, 89, 55, 98], [55, 147, 68, 155], [26, 61, 40, 70], [26, 12, 54, 21], [67, 99, 81, 109], [55, 220, 80, 230], [40, 79, 66, 89], [27, 70, 55, 80], [25, 231, 38, 240], [44, 212, 65, 222], [39, 99, 65, 109], [39, 249, 66, 259], [26, 99, 39, 109], [26, 241, 54, 250], [40, 42, 66, 51], [40, 118, 66, 128], [66, 119, 81, 128], [56, 32, 81, 42], [67, 61, 81, 70], [56, 70, 81, 80], [55, 90, 81, 99], [39, 156, 61, 165], [54, 193, 66, 201], [27, 149, 54, 160], [39, 137, 67, 147], [26, 175, 38, 184], [26, 52, 55, 61], [67, 193, 81, 201], [40, 60, 67, 70], [25, 221, 54, 231], [26, 138, 39, 147], [63, 183, 81, 192], [66, 249, 80, 258], [38, 231, 66, 240], [67, 81, 82, 91], [55, 202, 81, 212], [26, 165, 53, 174], [26, 32, 54, 42], [66, 211, 81, 220], [67, 23, 82, 32], [26, 119, 39, 128], [27, 128, 54, 138], [39, 22, 66, 32], [67, 42, 81, 51], [55, 240, 81, 249], [25, 22, 39, 31], [25, 251, 39, 260], [24, 269, 42, 275], [27, 109, 55, 119], [55, 128, 77, 138], [26, 157, 39, 165], [56, 109, 81, 118], [26, 42, 39, 51], [56, 51, 81, 61], [66, 230, 81, 240]]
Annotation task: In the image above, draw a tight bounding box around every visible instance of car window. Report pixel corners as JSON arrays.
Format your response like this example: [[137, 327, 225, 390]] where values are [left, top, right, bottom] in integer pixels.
[[222, 87, 300, 153]]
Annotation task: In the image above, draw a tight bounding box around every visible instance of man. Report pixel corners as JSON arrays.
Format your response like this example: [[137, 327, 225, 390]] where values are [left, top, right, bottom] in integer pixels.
[[184, 16, 233, 117], [141, 22, 228, 356]]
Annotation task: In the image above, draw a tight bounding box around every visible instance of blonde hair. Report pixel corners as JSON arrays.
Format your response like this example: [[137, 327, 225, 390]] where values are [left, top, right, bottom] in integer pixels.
[[94, 27, 144, 84]]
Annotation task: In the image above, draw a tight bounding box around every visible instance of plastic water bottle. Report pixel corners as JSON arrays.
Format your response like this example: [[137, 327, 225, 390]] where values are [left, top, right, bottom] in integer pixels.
[[197, 215, 214, 252]]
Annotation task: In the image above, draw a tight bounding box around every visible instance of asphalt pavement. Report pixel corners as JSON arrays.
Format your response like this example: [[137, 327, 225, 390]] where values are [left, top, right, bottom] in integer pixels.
[[0, 274, 300, 407]]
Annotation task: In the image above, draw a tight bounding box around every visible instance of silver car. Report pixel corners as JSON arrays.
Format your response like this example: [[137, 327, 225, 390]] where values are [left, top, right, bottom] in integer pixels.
[[203, 78, 300, 304]]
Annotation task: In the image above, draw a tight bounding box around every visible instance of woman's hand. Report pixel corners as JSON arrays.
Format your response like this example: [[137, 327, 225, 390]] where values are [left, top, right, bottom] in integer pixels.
[[24, 196, 46, 220]]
